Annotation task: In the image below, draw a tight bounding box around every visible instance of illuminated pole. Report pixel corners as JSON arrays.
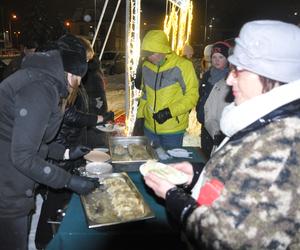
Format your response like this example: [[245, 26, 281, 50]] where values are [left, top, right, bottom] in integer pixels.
[[125, 0, 141, 135]]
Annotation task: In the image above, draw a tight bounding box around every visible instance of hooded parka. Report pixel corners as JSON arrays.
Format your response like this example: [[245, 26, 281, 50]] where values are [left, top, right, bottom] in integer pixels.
[[137, 30, 199, 134], [0, 50, 73, 218]]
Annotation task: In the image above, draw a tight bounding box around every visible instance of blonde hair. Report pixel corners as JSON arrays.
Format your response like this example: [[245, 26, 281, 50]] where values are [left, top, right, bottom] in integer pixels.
[[182, 44, 194, 59], [76, 36, 95, 61]]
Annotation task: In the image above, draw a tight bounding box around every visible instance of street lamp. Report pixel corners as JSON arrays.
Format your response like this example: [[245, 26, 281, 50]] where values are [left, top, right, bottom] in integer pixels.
[[64, 20, 71, 32]]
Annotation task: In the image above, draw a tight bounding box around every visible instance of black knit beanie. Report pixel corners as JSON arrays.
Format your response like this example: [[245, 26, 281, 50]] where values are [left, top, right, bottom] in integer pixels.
[[211, 41, 231, 58], [56, 34, 87, 77]]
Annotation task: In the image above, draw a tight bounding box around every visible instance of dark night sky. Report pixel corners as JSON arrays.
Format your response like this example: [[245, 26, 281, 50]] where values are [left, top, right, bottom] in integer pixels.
[[1, 0, 300, 46]]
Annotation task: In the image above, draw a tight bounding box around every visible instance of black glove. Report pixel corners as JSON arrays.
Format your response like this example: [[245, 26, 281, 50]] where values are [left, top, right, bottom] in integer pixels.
[[98, 111, 114, 125], [66, 175, 100, 195], [68, 145, 91, 160], [153, 108, 172, 124]]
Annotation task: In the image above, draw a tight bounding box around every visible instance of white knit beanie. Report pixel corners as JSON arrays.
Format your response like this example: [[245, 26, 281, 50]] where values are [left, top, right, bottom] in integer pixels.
[[228, 20, 300, 83]]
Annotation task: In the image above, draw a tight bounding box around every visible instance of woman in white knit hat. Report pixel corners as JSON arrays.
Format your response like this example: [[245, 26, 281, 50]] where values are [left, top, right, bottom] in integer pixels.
[[143, 20, 300, 249]]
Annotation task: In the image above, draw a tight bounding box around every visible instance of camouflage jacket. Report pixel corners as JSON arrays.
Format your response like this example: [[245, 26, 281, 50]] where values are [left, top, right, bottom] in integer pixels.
[[166, 82, 300, 249]]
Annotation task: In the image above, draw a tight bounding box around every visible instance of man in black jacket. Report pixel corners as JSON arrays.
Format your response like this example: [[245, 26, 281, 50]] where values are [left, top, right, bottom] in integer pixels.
[[0, 35, 100, 250]]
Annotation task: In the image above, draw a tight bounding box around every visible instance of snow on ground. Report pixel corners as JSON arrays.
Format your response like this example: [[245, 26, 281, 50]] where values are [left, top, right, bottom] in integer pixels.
[[105, 74, 126, 115], [105, 73, 200, 146]]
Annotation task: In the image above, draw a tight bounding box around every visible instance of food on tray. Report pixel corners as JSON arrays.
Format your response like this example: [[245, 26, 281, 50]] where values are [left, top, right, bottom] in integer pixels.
[[109, 136, 158, 163], [81, 173, 154, 228], [103, 177, 145, 220], [127, 143, 151, 160], [113, 144, 127, 156], [84, 188, 116, 223], [139, 160, 189, 185]]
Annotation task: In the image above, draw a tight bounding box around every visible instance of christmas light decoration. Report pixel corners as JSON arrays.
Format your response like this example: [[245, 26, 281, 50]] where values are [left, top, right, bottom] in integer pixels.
[[124, 0, 193, 136], [164, 0, 193, 55], [125, 0, 141, 135]]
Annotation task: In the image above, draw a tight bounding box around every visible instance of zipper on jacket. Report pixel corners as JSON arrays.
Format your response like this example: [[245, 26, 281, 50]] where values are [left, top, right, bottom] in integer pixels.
[[153, 65, 160, 134]]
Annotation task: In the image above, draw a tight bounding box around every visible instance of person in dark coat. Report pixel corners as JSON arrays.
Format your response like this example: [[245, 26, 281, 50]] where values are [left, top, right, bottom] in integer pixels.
[[0, 41, 100, 249], [34, 35, 114, 249], [78, 36, 112, 148], [2, 40, 38, 80], [196, 41, 231, 158], [35, 36, 114, 250], [83, 57, 108, 115], [83, 57, 110, 147]]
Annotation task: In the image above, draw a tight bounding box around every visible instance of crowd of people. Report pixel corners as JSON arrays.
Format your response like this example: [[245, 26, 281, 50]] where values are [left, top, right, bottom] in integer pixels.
[[144, 20, 300, 249], [0, 17, 300, 250]]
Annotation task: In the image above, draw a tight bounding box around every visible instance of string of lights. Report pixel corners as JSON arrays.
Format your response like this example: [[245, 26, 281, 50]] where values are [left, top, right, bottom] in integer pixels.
[[125, 0, 193, 135], [125, 0, 141, 135], [164, 0, 193, 54]]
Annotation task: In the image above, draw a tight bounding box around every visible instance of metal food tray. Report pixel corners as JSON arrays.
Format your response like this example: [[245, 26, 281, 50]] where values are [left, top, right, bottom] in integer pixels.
[[80, 172, 154, 228], [108, 136, 158, 164]]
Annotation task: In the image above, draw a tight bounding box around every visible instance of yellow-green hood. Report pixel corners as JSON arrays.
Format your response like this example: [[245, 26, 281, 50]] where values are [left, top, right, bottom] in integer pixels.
[[141, 30, 172, 54]]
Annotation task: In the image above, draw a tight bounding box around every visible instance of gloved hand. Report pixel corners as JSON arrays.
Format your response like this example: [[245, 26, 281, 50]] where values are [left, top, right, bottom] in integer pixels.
[[103, 111, 114, 123], [153, 108, 172, 124], [67, 145, 91, 160], [97, 111, 115, 125], [66, 175, 100, 195]]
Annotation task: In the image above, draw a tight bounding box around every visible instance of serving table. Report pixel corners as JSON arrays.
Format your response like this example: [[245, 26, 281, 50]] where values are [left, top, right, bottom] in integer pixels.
[[46, 147, 206, 250]]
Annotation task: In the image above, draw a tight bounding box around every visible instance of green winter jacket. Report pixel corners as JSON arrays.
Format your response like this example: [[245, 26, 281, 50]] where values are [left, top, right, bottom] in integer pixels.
[[137, 30, 199, 134]]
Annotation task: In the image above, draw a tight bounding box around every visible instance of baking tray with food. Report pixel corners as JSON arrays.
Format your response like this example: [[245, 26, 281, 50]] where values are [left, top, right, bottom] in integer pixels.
[[80, 172, 154, 228], [108, 136, 158, 164]]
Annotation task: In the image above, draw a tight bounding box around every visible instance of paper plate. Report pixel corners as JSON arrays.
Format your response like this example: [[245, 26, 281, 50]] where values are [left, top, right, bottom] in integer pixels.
[[93, 147, 109, 153], [139, 160, 188, 185], [85, 162, 112, 176], [84, 150, 111, 162], [96, 124, 117, 132]]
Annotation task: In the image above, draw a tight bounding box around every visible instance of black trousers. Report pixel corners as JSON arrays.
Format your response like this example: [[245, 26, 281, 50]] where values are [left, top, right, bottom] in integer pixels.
[[0, 215, 29, 250], [35, 187, 72, 249]]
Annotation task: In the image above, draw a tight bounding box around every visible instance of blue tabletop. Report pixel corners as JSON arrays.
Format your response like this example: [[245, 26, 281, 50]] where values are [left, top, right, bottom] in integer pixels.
[[46, 147, 206, 250]]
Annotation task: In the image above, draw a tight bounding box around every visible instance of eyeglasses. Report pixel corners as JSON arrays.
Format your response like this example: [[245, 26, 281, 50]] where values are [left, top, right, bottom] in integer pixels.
[[229, 65, 245, 78]]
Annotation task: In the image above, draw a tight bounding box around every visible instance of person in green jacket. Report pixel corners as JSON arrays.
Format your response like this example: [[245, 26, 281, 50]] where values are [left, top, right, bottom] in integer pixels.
[[137, 30, 199, 148]]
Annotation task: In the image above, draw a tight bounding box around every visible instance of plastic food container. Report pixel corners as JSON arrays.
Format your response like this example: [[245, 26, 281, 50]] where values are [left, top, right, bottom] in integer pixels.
[[85, 162, 113, 177]]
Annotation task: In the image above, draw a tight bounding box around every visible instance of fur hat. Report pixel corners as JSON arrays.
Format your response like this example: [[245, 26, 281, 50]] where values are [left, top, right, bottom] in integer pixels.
[[203, 44, 213, 62], [228, 20, 300, 83], [56, 34, 87, 77], [211, 41, 231, 58]]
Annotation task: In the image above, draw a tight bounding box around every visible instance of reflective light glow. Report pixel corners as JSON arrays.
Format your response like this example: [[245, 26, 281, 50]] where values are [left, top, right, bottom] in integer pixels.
[[168, 0, 189, 9], [164, 0, 193, 55]]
